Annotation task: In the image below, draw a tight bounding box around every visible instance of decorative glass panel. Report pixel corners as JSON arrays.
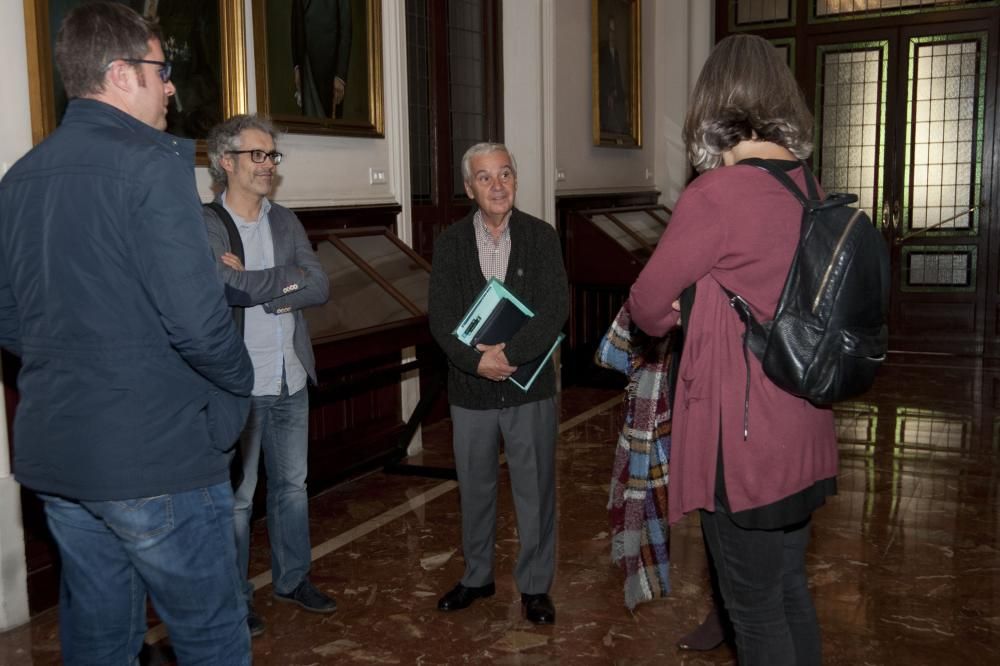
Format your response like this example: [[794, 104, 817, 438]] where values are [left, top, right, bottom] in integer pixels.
[[815, 43, 887, 224], [305, 241, 418, 339], [902, 246, 976, 291], [904, 35, 986, 236], [405, 0, 433, 204], [733, 0, 793, 26], [341, 235, 431, 311], [611, 210, 667, 246], [816, 0, 996, 19], [591, 215, 642, 252]]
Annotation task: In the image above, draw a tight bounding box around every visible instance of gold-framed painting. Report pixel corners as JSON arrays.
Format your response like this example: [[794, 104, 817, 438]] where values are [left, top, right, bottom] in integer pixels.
[[252, 0, 384, 138], [22, 0, 248, 160], [591, 0, 642, 148]]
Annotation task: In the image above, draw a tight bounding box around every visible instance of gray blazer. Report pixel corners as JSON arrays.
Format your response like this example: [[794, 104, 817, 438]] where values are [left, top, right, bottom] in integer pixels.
[[203, 199, 330, 383]]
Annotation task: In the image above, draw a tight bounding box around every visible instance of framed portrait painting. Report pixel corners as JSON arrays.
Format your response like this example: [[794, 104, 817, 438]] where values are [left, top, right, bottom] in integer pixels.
[[252, 0, 384, 138], [591, 0, 642, 148], [22, 0, 248, 157]]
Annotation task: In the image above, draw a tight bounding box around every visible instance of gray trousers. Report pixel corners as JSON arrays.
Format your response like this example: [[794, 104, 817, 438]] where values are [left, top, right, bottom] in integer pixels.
[[450, 397, 558, 594]]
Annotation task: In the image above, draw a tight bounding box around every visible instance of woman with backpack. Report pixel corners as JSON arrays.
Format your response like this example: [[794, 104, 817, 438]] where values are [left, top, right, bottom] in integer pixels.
[[626, 34, 837, 665]]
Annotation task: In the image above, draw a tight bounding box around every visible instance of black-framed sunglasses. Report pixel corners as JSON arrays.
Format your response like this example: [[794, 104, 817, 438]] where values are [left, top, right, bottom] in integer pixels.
[[226, 150, 284, 165], [109, 58, 173, 83]]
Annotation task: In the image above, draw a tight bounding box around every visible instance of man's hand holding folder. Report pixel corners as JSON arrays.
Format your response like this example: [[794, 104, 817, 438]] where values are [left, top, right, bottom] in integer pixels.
[[453, 278, 565, 392], [476, 341, 518, 382]]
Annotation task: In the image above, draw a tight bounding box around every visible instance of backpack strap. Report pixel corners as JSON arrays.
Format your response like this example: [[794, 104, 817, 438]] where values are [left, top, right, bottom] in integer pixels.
[[737, 157, 820, 205], [718, 281, 772, 440], [204, 201, 245, 263], [203, 202, 245, 336]]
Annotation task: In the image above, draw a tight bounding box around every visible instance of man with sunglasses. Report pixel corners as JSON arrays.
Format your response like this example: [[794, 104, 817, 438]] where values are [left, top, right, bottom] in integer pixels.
[[204, 114, 332, 638], [0, 3, 253, 663]]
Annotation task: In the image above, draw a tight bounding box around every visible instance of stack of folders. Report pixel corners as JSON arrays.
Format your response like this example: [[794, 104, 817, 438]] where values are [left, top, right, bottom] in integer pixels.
[[453, 278, 565, 392]]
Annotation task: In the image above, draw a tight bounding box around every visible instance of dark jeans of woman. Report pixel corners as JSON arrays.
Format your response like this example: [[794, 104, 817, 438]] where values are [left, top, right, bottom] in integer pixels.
[[699, 507, 822, 665]]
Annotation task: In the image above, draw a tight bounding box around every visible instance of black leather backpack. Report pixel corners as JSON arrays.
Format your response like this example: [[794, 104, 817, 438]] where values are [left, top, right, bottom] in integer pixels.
[[724, 159, 890, 411]]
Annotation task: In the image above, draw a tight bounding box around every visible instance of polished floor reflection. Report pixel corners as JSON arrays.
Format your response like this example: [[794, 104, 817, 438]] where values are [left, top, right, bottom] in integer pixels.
[[1, 354, 999, 664]]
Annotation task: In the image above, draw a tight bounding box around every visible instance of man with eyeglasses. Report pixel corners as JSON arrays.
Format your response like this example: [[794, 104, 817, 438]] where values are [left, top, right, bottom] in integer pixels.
[[204, 114, 332, 638], [0, 3, 253, 664]]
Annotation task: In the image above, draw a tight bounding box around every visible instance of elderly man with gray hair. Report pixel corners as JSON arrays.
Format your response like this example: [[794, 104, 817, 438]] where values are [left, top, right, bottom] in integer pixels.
[[204, 114, 332, 638], [428, 142, 568, 625]]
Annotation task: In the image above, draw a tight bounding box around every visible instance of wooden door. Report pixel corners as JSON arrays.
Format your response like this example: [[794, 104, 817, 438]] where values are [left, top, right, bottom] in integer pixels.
[[807, 15, 999, 354], [404, 0, 503, 260]]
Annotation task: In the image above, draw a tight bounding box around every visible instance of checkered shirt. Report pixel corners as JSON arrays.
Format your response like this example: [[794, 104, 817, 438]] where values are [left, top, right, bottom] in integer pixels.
[[473, 209, 512, 281]]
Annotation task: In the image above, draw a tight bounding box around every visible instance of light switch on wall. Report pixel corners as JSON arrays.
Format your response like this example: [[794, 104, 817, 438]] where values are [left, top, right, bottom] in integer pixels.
[[369, 168, 387, 185], [555, 169, 566, 182]]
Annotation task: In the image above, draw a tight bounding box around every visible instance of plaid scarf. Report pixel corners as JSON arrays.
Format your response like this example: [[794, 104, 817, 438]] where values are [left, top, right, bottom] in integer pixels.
[[595, 305, 673, 610]]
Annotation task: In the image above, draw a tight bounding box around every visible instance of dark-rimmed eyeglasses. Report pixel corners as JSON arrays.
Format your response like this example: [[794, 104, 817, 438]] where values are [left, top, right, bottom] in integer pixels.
[[226, 150, 284, 165], [108, 58, 173, 83]]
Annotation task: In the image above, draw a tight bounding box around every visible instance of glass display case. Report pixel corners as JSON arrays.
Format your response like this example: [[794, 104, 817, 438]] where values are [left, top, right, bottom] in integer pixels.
[[302, 225, 435, 488], [561, 203, 671, 383], [306, 231, 429, 341], [305, 227, 431, 364], [565, 205, 671, 286]]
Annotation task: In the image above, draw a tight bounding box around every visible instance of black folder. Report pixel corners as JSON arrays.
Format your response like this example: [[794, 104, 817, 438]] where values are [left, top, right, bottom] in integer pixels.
[[454, 278, 563, 391], [470, 298, 530, 347]]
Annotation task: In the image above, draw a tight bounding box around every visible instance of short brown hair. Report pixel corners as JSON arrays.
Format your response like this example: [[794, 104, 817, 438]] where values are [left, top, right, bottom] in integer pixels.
[[684, 34, 813, 172], [55, 2, 160, 99]]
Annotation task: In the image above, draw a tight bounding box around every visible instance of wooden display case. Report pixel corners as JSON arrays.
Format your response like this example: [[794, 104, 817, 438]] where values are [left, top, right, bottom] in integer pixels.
[[561, 203, 671, 383]]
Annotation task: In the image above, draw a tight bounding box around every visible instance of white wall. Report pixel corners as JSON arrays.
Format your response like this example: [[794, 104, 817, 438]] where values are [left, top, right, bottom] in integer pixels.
[[553, 0, 656, 195], [0, 0, 33, 634], [502, 0, 554, 224], [553, 0, 712, 206]]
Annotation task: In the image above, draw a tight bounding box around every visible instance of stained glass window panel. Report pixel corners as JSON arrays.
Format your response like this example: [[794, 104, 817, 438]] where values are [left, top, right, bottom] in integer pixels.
[[816, 0, 994, 18], [904, 36, 985, 234], [816, 44, 887, 222], [905, 249, 974, 288], [734, 0, 792, 25]]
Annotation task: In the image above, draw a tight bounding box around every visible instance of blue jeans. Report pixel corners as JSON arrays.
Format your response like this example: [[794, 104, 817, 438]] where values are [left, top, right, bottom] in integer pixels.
[[700, 507, 822, 666], [233, 384, 311, 602], [41, 482, 250, 666]]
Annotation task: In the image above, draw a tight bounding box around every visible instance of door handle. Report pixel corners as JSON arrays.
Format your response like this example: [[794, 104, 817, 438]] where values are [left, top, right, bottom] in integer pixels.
[[895, 204, 977, 245]]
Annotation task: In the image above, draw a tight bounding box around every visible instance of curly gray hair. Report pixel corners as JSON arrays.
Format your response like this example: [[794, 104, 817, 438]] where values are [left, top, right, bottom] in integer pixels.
[[206, 114, 279, 187], [460, 142, 518, 184]]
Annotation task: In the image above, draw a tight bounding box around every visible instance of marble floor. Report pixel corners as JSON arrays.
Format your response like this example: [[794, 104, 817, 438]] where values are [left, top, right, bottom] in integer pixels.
[[1, 353, 999, 664]]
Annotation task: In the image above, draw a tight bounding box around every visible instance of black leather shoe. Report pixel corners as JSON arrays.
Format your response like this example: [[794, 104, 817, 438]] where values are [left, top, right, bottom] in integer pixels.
[[273, 579, 337, 614], [247, 604, 265, 638], [437, 582, 496, 611], [521, 593, 555, 625]]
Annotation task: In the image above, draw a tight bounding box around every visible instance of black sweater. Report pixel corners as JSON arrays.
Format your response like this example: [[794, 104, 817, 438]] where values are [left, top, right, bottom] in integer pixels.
[[428, 208, 569, 409]]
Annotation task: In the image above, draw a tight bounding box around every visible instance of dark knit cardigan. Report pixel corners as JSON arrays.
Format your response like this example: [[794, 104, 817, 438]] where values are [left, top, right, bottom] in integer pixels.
[[428, 207, 569, 410]]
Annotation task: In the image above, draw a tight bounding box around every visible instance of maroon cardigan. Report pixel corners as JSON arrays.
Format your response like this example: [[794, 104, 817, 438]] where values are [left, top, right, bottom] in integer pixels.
[[627, 164, 838, 524]]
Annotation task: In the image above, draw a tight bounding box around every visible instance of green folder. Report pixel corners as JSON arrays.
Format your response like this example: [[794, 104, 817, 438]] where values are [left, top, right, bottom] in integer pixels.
[[453, 278, 564, 391]]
